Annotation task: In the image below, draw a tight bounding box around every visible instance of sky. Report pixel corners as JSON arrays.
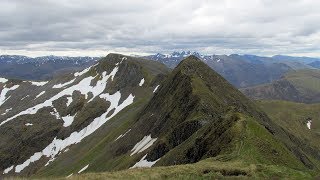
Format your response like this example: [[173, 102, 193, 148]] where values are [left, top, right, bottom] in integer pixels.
[[0, 0, 319, 57]]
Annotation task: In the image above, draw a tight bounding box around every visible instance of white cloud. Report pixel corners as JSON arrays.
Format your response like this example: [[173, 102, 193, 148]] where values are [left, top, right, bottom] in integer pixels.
[[0, 0, 319, 57]]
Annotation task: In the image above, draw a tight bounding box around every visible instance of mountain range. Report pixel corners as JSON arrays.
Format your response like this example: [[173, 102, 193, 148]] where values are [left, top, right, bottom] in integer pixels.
[[242, 69, 320, 103], [146, 52, 320, 88], [0, 55, 99, 80], [0, 54, 319, 179], [1, 52, 320, 89]]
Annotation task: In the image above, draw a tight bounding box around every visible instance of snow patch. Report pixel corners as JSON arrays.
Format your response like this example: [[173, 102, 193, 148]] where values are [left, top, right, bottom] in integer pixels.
[[153, 85, 160, 93], [66, 97, 73, 107], [217, 59, 221, 62], [1, 108, 12, 115], [12, 92, 134, 173], [78, 164, 89, 174], [25, 123, 33, 126], [50, 108, 60, 119], [0, 78, 8, 83], [116, 57, 127, 65], [130, 154, 160, 169], [130, 135, 157, 156], [74, 67, 90, 77], [66, 173, 73, 178], [31, 81, 48, 86], [1, 65, 119, 126], [44, 157, 55, 166], [307, 120, 312, 130], [115, 129, 131, 141], [61, 113, 76, 127], [0, 85, 19, 107], [53, 79, 76, 88], [35, 91, 46, 99], [3, 165, 14, 174], [139, 78, 145, 86]]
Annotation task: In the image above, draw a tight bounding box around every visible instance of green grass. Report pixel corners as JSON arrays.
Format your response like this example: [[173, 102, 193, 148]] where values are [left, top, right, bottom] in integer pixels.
[[285, 69, 320, 95], [6, 159, 315, 179], [257, 100, 320, 142], [256, 100, 320, 169]]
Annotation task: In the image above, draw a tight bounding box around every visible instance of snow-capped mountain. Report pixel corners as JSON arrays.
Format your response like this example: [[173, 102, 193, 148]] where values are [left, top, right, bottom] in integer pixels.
[[145, 51, 295, 88], [0, 55, 100, 80], [0, 54, 319, 179]]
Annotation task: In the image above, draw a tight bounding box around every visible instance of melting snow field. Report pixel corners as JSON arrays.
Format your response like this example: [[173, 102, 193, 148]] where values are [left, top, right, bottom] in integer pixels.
[[78, 164, 89, 173], [53, 79, 76, 89], [11, 92, 134, 173], [74, 67, 90, 77], [130, 135, 157, 156], [30, 81, 48, 86], [130, 154, 160, 169], [61, 114, 76, 127], [307, 120, 312, 130], [66, 97, 73, 107], [0, 65, 119, 126], [153, 85, 160, 93], [3, 165, 14, 174], [0, 85, 19, 107], [139, 78, 145, 86], [2, 61, 137, 174]]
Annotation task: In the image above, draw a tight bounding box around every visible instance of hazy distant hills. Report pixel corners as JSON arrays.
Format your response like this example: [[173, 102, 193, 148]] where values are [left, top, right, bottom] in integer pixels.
[[145, 51, 319, 88], [1, 52, 319, 88], [242, 69, 320, 103], [0, 55, 100, 80]]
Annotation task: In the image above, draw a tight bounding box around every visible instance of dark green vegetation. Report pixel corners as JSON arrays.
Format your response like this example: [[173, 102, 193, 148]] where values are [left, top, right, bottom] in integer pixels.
[[1, 55, 320, 179], [241, 69, 320, 103]]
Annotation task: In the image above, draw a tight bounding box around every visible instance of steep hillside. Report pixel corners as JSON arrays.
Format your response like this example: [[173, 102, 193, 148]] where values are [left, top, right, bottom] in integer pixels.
[[242, 69, 320, 103], [0, 54, 169, 177], [30, 56, 320, 178], [257, 100, 320, 169], [1, 55, 320, 179], [257, 100, 320, 145]]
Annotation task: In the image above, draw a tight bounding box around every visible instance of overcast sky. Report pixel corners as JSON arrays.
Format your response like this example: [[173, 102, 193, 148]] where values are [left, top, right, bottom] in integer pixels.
[[0, 0, 319, 57]]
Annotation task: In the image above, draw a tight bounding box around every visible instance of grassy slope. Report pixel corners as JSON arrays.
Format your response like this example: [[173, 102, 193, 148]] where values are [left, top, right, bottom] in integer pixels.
[[21, 114, 316, 179], [256, 100, 320, 151], [284, 69, 320, 95], [66, 159, 313, 180], [8, 114, 315, 179], [38, 57, 319, 179], [256, 100, 320, 173], [241, 69, 320, 103], [12, 57, 320, 179]]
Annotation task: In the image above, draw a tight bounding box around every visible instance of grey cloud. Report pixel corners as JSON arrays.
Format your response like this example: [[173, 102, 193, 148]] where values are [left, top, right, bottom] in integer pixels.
[[0, 0, 319, 56]]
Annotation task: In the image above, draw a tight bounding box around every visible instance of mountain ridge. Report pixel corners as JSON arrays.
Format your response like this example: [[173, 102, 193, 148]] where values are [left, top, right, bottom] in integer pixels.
[[0, 54, 319, 179]]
